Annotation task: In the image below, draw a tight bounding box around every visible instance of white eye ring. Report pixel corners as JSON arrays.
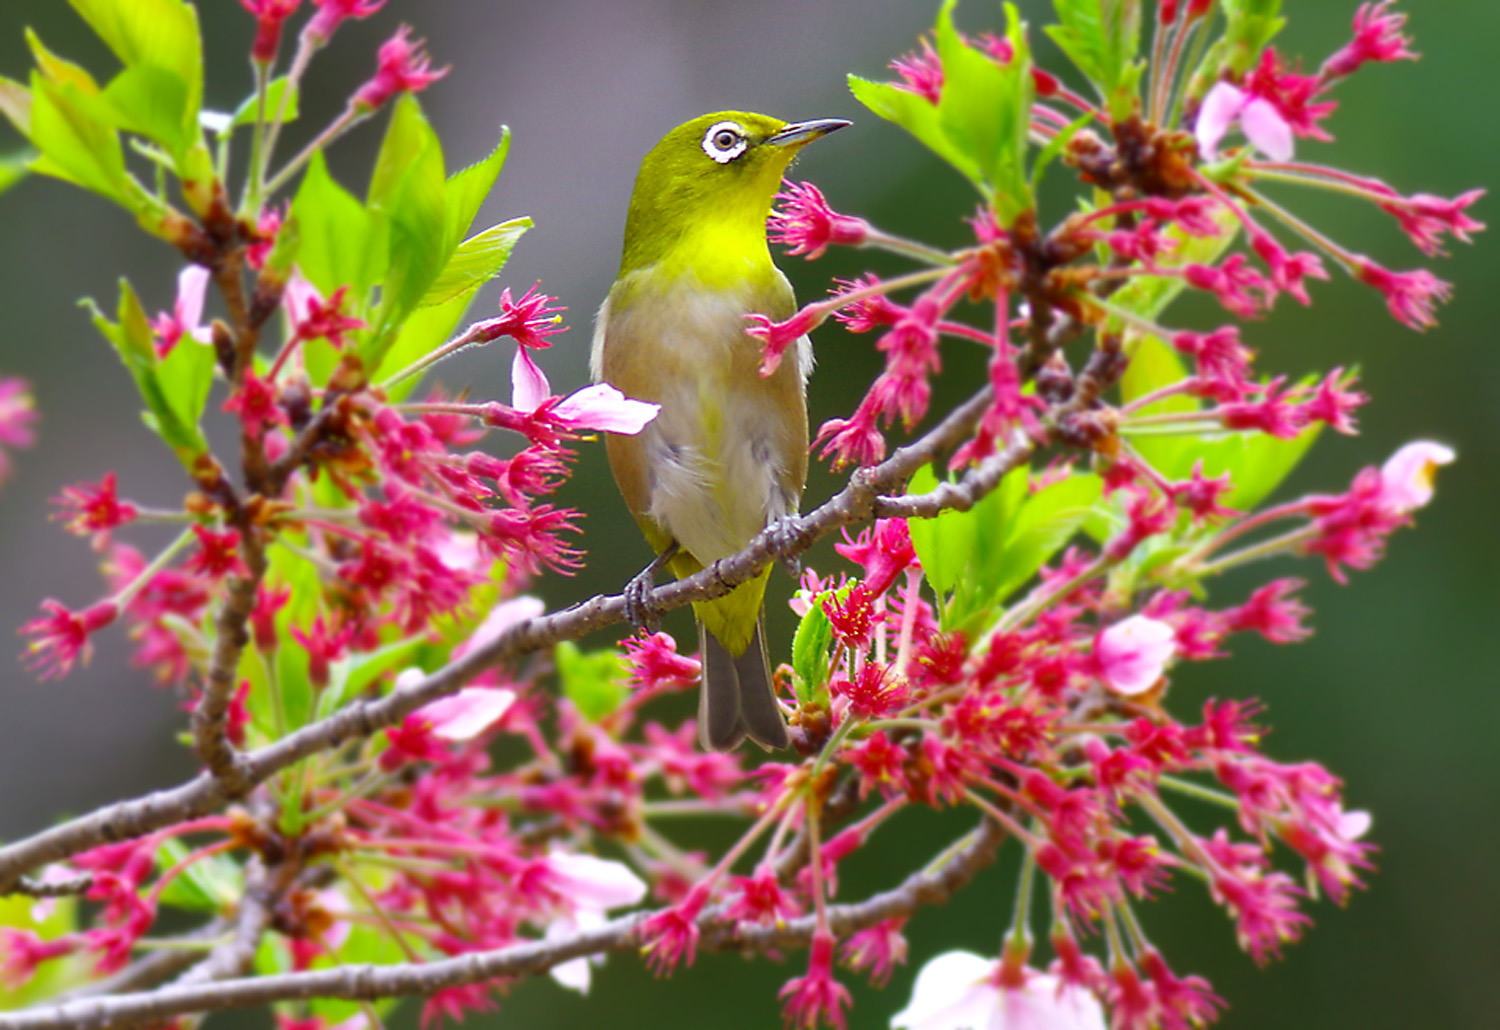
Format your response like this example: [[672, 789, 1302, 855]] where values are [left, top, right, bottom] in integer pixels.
[[701, 120, 748, 163]]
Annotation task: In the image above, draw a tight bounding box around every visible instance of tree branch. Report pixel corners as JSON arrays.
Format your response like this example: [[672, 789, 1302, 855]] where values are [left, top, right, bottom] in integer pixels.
[[0, 819, 1004, 1029]]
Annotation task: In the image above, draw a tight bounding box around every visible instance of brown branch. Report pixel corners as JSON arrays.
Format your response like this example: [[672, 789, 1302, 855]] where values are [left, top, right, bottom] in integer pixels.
[[0, 819, 1004, 1030]]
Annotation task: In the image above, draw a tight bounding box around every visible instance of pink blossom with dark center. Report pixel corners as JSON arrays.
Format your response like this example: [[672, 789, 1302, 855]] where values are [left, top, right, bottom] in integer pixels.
[[352, 26, 447, 111], [770, 180, 871, 260], [185, 525, 251, 581]]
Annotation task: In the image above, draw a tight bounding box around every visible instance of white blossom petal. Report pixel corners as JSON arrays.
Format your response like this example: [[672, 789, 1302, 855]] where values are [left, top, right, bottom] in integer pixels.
[[546, 851, 648, 911], [553, 383, 660, 434], [1239, 96, 1295, 161], [1195, 81, 1248, 161], [1379, 440, 1455, 512], [415, 687, 515, 741], [510, 348, 551, 413]]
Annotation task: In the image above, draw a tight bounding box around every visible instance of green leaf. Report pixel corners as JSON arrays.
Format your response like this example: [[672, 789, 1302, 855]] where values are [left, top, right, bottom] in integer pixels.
[[231, 77, 298, 130], [291, 150, 385, 298], [85, 280, 207, 465], [556, 640, 627, 721], [930, 0, 1035, 218], [1119, 332, 1198, 478], [374, 286, 481, 402], [848, 73, 984, 188], [1046, 0, 1110, 83], [102, 64, 192, 156], [908, 465, 977, 600], [791, 589, 837, 702], [26, 54, 130, 202], [156, 334, 215, 439], [155, 837, 242, 912], [316, 636, 423, 720], [442, 128, 511, 251], [989, 473, 1104, 602], [1030, 110, 1093, 191], [366, 96, 448, 363], [419, 217, 531, 309], [1220, 0, 1286, 75], [0, 150, 32, 195], [67, 0, 203, 140]]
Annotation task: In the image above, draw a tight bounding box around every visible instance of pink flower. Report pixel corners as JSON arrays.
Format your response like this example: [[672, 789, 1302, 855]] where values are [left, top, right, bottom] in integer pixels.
[[53, 473, 137, 546], [473, 284, 566, 351], [769, 180, 870, 260], [453, 595, 545, 659], [509, 350, 659, 436], [621, 632, 700, 691], [543, 850, 647, 912], [149, 266, 212, 358], [840, 917, 908, 986], [1301, 368, 1367, 435], [835, 519, 917, 596], [1378, 440, 1455, 513], [411, 684, 516, 742], [891, 951, 1107, 1030], [223, 373, 287, 439], [890, 37, 944, 103], [289, 614, 352, 689], [352, 26, 447, 111], [1183, 255, 1271, 319], [1322, 2, 1418, 80], [1352, 257, 1453, 330], [1195, 81, 1294, 162], [815, 405, 886, 469], [724, 867, 801, 926], [1167, 461, 1238, 524], [1380, 189, 1486, 257], [1096, 615, 1177, 696], [745, 305, 822, 377], [0, 929, 81, 989], [779, 932, 852, 1030], [240, 0, 301, 64], [1224, 579, 1313, 643], [305, 0, 386, 47], [638, 884, 708, 974], [20, 599, 119, 680], [288, 283, 364, 350], [184, 525, 250, 581]]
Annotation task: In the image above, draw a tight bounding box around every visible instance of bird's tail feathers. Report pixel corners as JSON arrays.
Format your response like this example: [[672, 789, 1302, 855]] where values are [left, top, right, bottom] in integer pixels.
[[698, 616, 789, 752]]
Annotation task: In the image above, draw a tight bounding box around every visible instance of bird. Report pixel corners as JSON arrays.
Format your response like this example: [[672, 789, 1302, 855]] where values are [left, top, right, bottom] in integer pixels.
[[592, 111, 849, 751]]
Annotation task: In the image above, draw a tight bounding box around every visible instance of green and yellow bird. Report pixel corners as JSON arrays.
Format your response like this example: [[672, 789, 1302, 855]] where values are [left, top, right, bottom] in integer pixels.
[[592, 112, 848, 751]]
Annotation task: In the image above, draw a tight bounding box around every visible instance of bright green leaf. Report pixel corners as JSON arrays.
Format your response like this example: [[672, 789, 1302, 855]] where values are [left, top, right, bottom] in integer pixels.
[[791, 590, 837, 702], [102, 63, 192, 156], [419, 217, 531, 309], [291, 151, 385, 298], [375, 285, 481, 402], [156, 334, 215, 440], [443, 128, 511, 251], [231, 77, 299, 130], [1220, 0, 1286, 75], [0, 893, 86, 1009], [27, 68, 130, 202], [848, 73, 984, 188], [990, 473, 1104, 602], [155, 837, 241, 912], [0, 150, 32, 195], [67, 0, 203, 139], [556, 640, 627, 721]]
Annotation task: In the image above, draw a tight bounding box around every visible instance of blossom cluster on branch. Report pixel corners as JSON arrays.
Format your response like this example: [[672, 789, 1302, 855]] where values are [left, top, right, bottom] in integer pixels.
[[0, 1, 1478, 1029]]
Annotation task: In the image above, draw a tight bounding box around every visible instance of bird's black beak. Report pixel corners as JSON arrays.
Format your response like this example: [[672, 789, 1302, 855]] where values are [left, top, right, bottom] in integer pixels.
[[764, 118, 852, 148]]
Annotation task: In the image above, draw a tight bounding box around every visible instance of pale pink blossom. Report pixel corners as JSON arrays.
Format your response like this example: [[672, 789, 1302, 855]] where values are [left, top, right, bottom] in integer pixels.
[[454, 595, 545, 659], [511, 349, 659, 435], [1096, 615, 1178, 696], [890, 951, 1107, 1030], [150, 266, 213, 357], [1196, 81, 1294, 162], [397, 674, 515, 741], [543, 851, 646, 994], [1378, 441, 1454, 513]]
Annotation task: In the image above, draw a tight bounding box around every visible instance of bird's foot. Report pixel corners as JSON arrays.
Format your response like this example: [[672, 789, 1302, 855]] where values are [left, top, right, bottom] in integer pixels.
[[623, 543, 678, 632], [764, 515, 807, 579]]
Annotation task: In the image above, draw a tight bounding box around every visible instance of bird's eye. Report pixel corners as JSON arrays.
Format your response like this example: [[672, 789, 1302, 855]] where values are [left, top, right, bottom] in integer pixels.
[[701, 121, 748, 164]]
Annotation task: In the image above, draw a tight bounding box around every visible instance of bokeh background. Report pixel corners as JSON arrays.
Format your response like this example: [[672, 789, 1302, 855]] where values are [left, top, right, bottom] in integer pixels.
[[0, 1, 1495, 1027]]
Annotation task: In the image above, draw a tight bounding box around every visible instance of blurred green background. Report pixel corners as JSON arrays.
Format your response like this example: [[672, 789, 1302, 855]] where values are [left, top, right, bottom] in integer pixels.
[[0, 1, 1495, 1027]]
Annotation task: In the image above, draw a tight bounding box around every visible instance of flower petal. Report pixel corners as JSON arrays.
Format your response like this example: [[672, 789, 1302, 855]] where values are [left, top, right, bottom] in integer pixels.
[[1097, 615, 1178, 696], [546, 851, 648, 911], [177, 265, 210, 332], [1195, 82, 1248, 161], [890, 950, 999, 1029], [415, 687, 515, 741], [511, 348, 551, 413], [1379, 440, 1455, 512], [1240, 96, 1295, 161], [553, 383, 660, 434]]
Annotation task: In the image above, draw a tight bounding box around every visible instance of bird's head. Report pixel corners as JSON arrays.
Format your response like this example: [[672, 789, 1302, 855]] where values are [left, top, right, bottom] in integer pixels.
[[619, 111, 849, 280]]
